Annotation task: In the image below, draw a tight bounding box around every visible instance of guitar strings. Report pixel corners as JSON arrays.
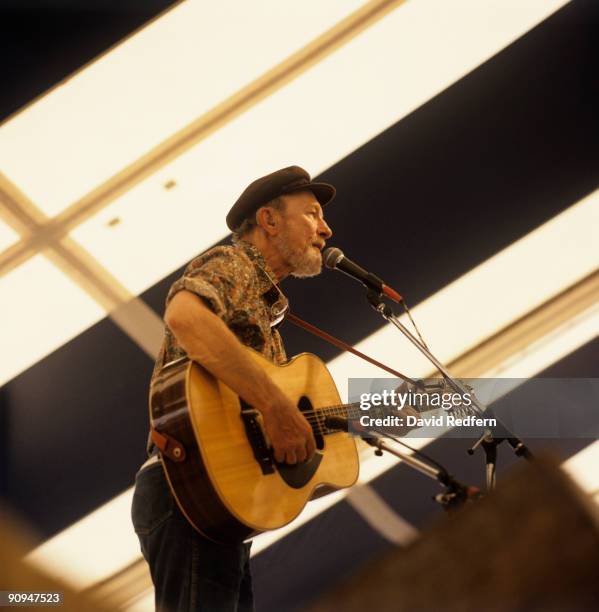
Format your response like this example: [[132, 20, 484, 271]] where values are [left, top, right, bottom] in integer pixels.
[[282, 399, 477, 435]]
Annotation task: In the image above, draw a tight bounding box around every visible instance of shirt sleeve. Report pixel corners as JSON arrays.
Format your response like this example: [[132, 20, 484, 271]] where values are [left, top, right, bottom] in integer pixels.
[[165, 247, 253, 323]]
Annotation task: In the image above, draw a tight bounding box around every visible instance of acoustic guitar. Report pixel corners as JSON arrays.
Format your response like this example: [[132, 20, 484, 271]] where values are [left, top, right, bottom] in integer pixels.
[[149, 348, 360, 544]]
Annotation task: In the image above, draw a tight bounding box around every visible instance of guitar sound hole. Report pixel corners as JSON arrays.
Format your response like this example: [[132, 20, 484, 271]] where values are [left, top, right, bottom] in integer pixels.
[[298, 396, 324, 451]]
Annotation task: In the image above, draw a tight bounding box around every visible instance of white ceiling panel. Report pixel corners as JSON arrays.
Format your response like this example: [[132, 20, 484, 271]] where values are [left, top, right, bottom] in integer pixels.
[[70, 164, 231, 296], [70, 0, 569, 297], [26, 488, 140, 589], [0, 0, 367, 217], [0, 255, 104, 386], [562, 440, 599, 496]]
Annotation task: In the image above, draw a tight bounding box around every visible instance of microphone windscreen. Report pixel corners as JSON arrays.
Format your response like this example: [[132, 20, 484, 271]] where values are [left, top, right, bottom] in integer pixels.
[[324, 416, 348, 431], [323, 247, 343, 269]]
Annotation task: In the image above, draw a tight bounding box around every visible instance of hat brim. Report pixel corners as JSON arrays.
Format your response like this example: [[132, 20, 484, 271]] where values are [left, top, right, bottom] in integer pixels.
[[283, 181, 336, 207]]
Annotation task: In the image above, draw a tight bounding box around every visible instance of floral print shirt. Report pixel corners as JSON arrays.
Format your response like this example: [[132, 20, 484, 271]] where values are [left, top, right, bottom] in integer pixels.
[[151, 240, 288, 383]]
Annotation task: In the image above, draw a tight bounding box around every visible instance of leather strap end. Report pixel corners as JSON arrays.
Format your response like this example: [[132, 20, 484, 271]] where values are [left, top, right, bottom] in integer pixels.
[[151, 427, 187, 462]]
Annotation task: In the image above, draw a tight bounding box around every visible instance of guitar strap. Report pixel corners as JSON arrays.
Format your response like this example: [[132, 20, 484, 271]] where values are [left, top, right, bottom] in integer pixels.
[[285, 312, 417, 385]]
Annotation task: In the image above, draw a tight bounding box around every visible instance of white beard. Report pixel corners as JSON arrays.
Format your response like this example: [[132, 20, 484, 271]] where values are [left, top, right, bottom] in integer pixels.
[[274, 232, 322, 278]]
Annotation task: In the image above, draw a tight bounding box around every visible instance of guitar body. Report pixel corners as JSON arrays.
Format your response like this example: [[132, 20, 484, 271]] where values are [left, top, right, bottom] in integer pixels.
[[149, 349, 359, 544]]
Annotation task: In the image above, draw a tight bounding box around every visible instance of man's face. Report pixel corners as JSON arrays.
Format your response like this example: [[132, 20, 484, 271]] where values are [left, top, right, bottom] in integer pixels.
[[273, 190, 333, 278]]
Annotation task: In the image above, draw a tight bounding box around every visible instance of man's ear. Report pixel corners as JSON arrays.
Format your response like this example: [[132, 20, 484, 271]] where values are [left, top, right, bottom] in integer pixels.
[[255, 206, 281, 236]]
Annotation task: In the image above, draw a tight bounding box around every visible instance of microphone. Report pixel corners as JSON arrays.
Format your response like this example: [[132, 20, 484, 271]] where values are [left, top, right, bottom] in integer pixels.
[[324, 416, 349, 431], [322, 248, 403, 303], [324, 415, 369, 434]]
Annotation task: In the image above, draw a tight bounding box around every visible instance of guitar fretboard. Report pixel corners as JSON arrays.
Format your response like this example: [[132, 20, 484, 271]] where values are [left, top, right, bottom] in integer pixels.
[[307, 393, 478, 435]]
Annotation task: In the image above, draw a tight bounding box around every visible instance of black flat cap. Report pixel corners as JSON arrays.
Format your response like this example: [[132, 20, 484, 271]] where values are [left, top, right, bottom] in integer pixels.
[[226, 165, 336, 231]]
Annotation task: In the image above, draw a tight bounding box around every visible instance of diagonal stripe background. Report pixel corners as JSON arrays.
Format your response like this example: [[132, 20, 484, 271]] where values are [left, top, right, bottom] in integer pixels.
[[1, 1, 597, 610]]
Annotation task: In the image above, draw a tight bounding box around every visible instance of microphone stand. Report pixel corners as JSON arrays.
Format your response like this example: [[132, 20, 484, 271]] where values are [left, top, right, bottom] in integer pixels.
[[364, 289, 533, 492], [362, 433, 480, 511]]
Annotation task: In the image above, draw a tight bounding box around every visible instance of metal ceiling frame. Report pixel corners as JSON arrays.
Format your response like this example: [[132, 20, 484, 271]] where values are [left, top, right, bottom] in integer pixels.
[[0, 0, 405, 280], [0, 0, 407, 364]]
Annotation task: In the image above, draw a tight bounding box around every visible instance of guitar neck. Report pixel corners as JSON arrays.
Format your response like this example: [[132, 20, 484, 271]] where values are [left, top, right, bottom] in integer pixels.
[[317, 397, 474, 433], [320, 400, 430, 422]]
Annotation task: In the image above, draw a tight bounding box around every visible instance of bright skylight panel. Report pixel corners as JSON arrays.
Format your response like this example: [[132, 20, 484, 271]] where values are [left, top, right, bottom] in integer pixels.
[[562, 440, 599, 495], [70, 165, 231, 296], [71, 0, 569, 296], [0, 0, 367, 217], [0, 255, 104, 386], [26, 488, 140, 589]]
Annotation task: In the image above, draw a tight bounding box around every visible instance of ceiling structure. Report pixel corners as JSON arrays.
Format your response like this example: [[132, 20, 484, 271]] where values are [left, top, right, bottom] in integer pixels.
[[1, 1, 598, 610]]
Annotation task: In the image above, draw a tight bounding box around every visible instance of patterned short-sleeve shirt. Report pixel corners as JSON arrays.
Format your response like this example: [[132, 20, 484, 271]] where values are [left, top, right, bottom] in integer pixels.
[[151, 240, 288, 382]]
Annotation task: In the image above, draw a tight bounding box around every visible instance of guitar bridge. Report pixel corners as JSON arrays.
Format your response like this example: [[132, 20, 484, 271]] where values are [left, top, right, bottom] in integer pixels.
[[239, 402, 275, 475]]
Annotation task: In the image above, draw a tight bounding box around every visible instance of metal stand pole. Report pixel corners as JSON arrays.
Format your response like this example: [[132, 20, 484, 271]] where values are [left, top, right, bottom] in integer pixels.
[[365, 290, 533, 491], [362, 434, 481, 511]]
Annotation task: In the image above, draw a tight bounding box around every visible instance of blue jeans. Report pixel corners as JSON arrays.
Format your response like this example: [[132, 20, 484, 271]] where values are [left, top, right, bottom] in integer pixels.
[[131, 463, 254, 612]]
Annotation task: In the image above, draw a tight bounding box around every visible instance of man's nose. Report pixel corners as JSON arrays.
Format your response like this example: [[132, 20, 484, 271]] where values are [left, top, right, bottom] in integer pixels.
[[319, 218, 333, 240]]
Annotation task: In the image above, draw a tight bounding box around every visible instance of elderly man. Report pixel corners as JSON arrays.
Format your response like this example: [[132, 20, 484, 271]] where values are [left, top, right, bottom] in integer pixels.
[[131, 166, 335, 612]]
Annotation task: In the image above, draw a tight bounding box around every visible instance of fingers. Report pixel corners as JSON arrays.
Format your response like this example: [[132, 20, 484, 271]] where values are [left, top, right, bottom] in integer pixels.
[[305, 433, 316, 459], [272, 436, 306, 465], [276, 433, 315, 465], [285, 436, 315, 464], [265, 404, 317, 465], [285, 415, 315, 464], [285, 450, 299, 465], [288, 428, 311, 464], [274, 447, 286, 463]]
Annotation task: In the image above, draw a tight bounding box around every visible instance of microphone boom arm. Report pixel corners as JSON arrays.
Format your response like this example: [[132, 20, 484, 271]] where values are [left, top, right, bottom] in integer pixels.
[[370, 295, 484, 414], [321, 247, 533, 490], [363, 289, 533, 491]]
